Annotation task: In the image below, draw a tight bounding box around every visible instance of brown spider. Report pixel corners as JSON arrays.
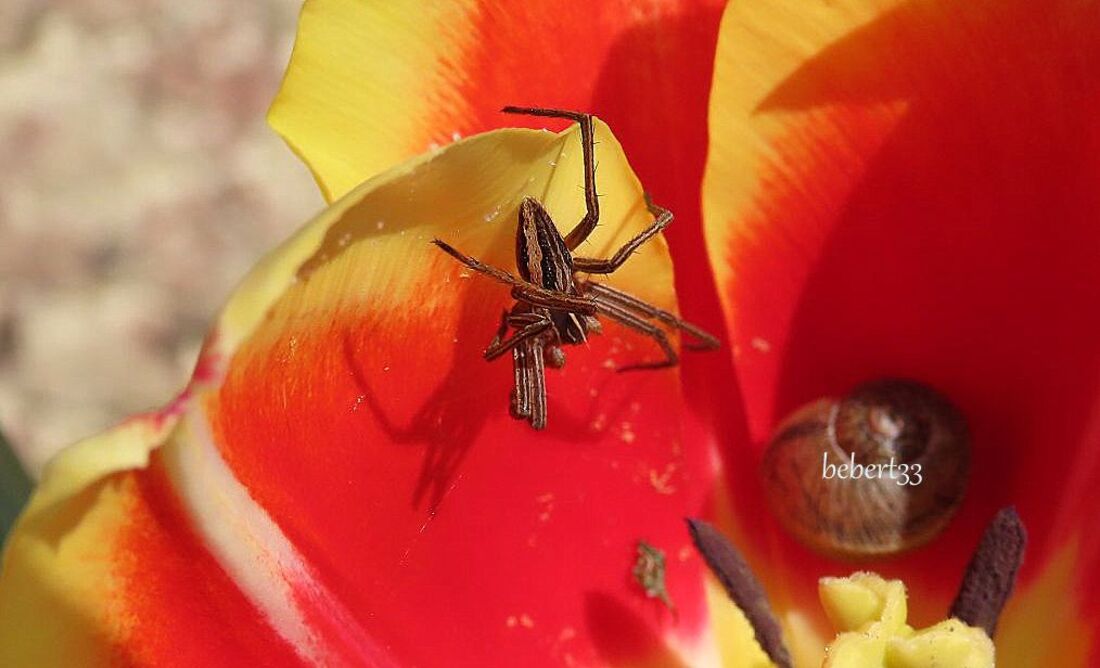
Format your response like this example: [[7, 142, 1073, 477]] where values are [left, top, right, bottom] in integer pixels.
[[433, 106, 719, 430]]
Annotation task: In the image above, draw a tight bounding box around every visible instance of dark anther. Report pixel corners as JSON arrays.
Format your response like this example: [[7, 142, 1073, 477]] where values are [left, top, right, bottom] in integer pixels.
[[948, 506, 1027, 637], [686, 519, 792, 668]]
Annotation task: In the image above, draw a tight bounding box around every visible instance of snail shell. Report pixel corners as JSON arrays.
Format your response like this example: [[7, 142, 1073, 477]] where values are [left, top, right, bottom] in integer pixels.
[[761, 379, 970, 558]]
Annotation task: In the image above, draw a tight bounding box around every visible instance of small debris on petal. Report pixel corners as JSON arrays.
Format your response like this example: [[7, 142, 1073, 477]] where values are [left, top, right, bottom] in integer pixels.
[[750, 337, 771, 353], [619, 422, 636, 444], [536, 492, 555, 523], [633, 541, 674, 611], [484, 202, 510, 224], [648, 464, 677, 495]]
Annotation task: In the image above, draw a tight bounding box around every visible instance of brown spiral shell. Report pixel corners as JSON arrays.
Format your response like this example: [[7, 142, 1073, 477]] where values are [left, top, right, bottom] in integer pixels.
[[761, 379, 970, 558]]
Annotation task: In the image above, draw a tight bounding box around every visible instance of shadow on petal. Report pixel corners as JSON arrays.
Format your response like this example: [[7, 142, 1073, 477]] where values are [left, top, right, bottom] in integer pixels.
[[585, 591, 690, 668]]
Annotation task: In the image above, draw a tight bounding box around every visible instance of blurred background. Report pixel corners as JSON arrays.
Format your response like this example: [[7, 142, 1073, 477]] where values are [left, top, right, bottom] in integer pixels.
[[0, 0, 320, 475]]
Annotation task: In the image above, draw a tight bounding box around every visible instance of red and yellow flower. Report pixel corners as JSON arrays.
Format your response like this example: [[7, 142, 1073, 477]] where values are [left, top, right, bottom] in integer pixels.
[[1, 0, 1097, 666]]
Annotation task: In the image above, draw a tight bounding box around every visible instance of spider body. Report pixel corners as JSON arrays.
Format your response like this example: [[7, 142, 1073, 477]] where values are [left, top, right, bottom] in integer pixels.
[[514, 196, 589, 347], [433, 107, 718, 430]]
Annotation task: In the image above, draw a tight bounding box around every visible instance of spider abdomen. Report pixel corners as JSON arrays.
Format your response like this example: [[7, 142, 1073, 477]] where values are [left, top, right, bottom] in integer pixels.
[[516, 197, 576, 294]]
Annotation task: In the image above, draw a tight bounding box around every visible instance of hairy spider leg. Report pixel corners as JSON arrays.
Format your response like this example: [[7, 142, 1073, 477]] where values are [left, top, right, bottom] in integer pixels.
[[432, 239, 596, 314], [507, 287, 595, 315], [590, 298, 679, 372], [572, 194, 673, 274], [484, 314, 553, 361], [528, 336, 548, 429], [581, 282, 720, 350], [510, 335, 549, 429], [511, 342, 531, 419], [502, 106, 598, 251], [488, 309, 511, 349]]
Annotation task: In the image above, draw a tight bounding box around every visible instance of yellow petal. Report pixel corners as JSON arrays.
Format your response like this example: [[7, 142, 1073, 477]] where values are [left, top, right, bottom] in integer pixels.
[[268, 0, 474, 201], [703, 576, 776, 668], [0, 415, 175, 665], [997, 545, 1092, 667]]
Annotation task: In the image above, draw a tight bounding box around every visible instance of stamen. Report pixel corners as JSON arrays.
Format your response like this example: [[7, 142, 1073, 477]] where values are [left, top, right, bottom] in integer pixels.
[[686, 519, 792, 668], [949, 506, 1027, 637]]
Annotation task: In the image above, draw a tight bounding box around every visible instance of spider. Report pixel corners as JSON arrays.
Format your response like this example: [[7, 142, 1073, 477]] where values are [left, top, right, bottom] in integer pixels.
[[433, 106, 719, 430]]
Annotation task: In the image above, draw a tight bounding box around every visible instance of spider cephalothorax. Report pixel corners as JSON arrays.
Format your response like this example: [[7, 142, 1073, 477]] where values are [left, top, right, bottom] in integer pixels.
[[433, 107, 718, 429]]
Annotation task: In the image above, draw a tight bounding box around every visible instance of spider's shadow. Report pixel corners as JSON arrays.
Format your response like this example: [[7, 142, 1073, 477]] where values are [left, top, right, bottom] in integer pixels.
[[342, 277, 631, 513]]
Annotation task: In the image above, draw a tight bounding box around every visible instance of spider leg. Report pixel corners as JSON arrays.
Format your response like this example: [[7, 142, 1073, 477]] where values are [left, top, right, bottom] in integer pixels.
[[484, 316, 553, 361], [433, 239, 527, 288], [433, 239, 597, 314], [509, 335, 548, 428], [507, 311, 548, 327], [571, 193, 672, 274], [591, 297, 679, 372], [507, 325, 551, 429], [581, 282, 720, 350], [511, 342, 531, 419], [488, 309, 511, 348], [528, 335, 548, 429], [502, 106, 598, 251], [509, 285, 597, 315]]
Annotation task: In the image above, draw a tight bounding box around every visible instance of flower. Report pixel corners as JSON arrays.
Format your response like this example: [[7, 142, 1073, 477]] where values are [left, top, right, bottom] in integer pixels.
[[1, 0, 1098, 666]]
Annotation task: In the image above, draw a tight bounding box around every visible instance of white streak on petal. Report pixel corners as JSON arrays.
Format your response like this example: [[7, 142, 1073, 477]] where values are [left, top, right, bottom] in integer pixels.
[[158, 398, 394, 667]]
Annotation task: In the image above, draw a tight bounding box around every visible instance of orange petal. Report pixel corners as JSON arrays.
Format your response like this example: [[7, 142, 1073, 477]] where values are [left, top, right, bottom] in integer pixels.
[[703, 0, 1100, 663], [1, 122, 725, 666]]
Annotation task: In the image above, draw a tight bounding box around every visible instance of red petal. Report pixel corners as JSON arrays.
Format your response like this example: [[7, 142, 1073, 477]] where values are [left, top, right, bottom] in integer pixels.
[[195, 125, 718, 665], [704, 0, 1100, 644]]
